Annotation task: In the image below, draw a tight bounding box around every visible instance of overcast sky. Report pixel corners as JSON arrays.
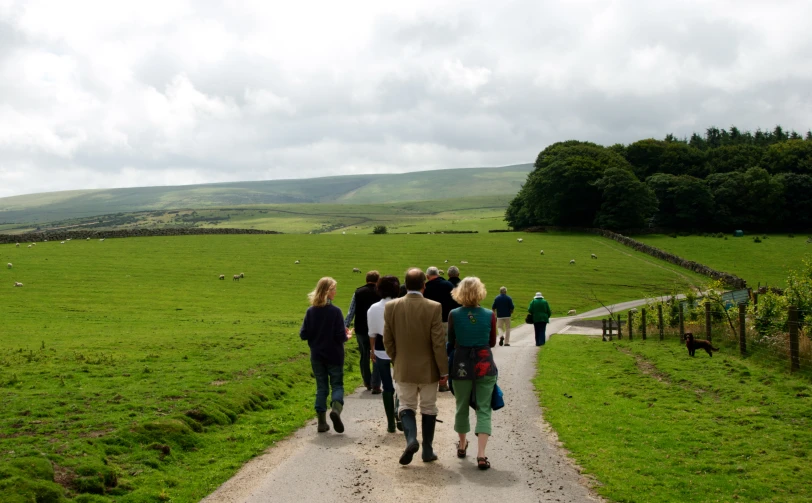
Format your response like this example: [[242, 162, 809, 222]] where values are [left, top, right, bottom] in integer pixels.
[[1, 0, 811, 198]]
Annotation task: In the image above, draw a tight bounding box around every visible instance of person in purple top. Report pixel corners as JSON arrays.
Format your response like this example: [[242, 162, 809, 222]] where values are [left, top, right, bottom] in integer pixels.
[[300, 277, 352, 433]]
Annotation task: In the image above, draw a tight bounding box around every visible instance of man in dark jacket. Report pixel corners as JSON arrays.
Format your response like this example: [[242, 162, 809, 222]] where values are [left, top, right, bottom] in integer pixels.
[[491, 286, 515, 346], [345, 271, 382, 393], [423, 266, 455, 391], [447, 266, 461, 287]]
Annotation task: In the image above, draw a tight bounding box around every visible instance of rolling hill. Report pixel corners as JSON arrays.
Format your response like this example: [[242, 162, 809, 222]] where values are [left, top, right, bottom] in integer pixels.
[[0, 164, 532, 225]]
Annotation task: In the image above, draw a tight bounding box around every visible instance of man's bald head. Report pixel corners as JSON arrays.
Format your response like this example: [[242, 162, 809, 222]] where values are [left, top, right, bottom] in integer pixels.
[[405, 268, 427, 292]]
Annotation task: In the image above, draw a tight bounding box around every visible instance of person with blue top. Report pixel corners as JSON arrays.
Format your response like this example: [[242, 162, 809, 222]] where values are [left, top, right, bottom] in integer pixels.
[[448, 276, 498, 470], [528, 291, 552, 346], [491, 286, 515, 346]]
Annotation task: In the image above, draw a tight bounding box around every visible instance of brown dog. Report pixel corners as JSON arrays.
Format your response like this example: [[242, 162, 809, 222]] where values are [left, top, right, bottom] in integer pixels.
[[686, 332, 719, 357]]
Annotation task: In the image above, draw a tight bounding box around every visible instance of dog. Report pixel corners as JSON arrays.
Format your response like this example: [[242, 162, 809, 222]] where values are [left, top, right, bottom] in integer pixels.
[[685, 332, 719, 357]]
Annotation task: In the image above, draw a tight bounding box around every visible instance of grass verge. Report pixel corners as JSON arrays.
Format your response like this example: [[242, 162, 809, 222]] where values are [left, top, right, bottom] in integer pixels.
[[535, 335, 812, 503]]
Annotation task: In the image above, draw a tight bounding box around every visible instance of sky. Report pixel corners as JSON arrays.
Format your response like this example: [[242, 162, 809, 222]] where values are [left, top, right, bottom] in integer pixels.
[[1, 0, 811, 198]]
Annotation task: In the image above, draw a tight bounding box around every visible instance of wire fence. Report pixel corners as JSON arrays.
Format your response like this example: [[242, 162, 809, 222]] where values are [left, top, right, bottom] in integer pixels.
[[601, 299, 812, 380]]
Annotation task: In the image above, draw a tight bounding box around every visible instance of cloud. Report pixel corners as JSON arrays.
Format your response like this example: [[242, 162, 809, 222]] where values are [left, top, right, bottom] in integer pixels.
[[1, 0, 811, 198]]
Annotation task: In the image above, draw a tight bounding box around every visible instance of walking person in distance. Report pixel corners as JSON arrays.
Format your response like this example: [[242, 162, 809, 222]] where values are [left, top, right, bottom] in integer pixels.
[[345, 271, 382, 393], [300, 277, 352, 433], [367, 275, 401, 433], [384, 268, 448, 464], [491, 286, 514, 346], [448, 276, 498, 470], [528, 292, 552, 347]]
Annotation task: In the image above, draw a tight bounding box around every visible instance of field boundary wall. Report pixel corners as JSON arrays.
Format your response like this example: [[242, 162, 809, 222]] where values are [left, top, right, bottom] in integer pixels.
[[0, 227, 281, 244], [525, 226, 747, 289]]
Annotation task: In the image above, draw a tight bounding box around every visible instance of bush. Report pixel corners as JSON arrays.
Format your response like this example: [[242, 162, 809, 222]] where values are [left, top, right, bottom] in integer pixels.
[[372, 225, 388, 235], [753, 237, 762, 243]]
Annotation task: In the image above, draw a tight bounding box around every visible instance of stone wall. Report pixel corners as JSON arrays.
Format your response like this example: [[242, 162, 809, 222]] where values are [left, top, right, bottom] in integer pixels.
[[0, 227, 281, 244], [525, 226, 748, 289]]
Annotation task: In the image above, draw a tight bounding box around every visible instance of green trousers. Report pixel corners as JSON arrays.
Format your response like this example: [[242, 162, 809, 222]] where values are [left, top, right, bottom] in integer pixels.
[[453, 375, 497, 436]]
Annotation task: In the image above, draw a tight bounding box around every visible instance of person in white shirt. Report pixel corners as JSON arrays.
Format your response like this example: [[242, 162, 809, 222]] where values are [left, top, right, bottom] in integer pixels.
[[367, 275, 401, 433]]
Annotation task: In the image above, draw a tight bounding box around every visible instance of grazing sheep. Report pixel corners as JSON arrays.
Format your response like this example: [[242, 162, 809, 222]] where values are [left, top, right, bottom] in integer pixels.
[[66, 239, 71, 242], [444, 259, 448, 263], [517, 238, 523, 243], [567, 309, 576, 316], [219, 275, 225, 280], [439, 269, 445, 276], [15, 243, 19, 247], [32, 242, 36, 246], [14, 282, 23, 287], [233, 274, 240, 281], [239, 273, 244, 279], [352, 268, 361, 273], [86, 237, 90, 241], [60, 241, 66, 244], [540, 250, 544, 255], [591, 253, 597, 259], [294, 260, 300, 264], [27, 245, 32, 248], [569, 259, 575, 264], [460, 260, 468, 264], [6, 263, 11, 269], [100, 238, 105, 242]]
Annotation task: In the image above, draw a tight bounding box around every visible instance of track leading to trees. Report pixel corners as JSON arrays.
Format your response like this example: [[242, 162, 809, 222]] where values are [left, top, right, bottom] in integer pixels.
[[200, 311, 625, 503]]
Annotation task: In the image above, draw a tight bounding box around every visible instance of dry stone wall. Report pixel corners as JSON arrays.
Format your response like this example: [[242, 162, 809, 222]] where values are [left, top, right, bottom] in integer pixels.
[[0, 227, 281, 244], [525, 226, 747, 289]]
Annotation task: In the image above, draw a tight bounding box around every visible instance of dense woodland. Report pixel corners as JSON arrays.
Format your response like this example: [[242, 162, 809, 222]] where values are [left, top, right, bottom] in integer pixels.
[[506, 126, 812, 232]]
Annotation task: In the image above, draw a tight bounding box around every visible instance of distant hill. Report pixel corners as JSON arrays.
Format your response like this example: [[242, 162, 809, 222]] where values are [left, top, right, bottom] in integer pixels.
[[0, 164, 532, 224]]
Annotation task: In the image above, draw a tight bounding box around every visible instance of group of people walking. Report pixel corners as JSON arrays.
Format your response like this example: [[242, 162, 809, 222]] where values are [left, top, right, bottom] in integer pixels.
[[298, 267, 553, 470]]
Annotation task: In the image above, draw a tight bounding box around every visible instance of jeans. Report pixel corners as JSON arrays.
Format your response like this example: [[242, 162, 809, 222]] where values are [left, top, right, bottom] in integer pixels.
[[534, 322, 548, 346], [374, 358, 395, 393], [311, 358, 344, 412], [356, 333, 381, 388]]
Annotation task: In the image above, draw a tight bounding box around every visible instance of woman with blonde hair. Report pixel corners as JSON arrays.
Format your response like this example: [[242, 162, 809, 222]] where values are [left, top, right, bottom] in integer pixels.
[[300, 277, 352, 433], [448, 276, 498, 470]]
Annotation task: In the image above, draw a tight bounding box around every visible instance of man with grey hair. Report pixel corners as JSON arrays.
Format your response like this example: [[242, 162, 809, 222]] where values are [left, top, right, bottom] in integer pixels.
[[423, 266, 456, 392], [447, 266, 461, 287], [491, 286, 515, 346]]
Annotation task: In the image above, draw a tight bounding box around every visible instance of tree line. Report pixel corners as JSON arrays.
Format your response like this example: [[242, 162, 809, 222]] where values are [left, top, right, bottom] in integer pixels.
[[506, 126, 812, 231]]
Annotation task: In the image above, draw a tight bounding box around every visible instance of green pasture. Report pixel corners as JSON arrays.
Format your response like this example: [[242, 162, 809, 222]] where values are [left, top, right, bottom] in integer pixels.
[[633, 233, 812, 288], [0, 232, 702, 502], [536, 335, 812, 503]]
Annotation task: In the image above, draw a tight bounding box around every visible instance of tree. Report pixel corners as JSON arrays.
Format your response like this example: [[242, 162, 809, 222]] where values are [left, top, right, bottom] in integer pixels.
[[761, 139, 812, 175], [705, 144, 764, 174], [593, 168, 658, 230], [372, 225, 388, 234], [775, 173, 812, 228], [624, 139, 706, 179], [647, 174, 714, 230], [707, 167, 783, 230]]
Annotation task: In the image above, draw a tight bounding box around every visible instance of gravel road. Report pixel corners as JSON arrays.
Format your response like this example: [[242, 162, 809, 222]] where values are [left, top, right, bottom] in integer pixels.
[[201, 318, 607, 503]]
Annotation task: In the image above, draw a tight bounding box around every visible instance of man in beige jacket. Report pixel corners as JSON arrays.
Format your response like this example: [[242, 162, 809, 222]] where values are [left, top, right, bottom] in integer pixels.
[[384, 268, 449, 465]]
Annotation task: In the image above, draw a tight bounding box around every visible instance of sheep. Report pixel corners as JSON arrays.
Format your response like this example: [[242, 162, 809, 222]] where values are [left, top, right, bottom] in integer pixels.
[[517, 238, 523, 243], [219, 275, 225, 280], [342, 231, 346, 235], [86, 237, 90, 241], [99, 238, 105, 242], [540, 250, 544, 255], [460, 260, 468, 264], [14, 282, 23, 287], [591, 253, 597, 259], [32, 242, 36, 246], [6, 263, 11, 269], [444, 259, 448, 263], [294, 260, 300, 264], [352, 268, 361, 273], [60, 241, 66, 244], [567, 309, 576, 316], [233, 274, 240, 281], [66, 239, 71, 242], [239, 273, 244, 279], [569, 259, 575, 264], [15, 243, 19, 247], [27, 245, 32, 248], [439, 269, 445, 276]]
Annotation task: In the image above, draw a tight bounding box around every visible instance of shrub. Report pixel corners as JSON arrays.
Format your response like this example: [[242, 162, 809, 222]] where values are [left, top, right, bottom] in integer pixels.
[[753, 237, 762, 243], [372, 225, 388, 235]]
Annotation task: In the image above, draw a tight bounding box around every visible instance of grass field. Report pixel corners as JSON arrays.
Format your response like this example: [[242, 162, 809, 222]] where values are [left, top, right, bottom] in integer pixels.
[[633, 234, 812, 288], [536, 335, 812, 503], [0, 232, 703, 502]]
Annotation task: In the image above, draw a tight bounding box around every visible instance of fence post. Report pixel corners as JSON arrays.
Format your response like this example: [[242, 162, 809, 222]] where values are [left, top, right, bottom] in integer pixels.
[[789, 305, 800, 372], [658, 304, 664, 341], [738, 303, 747, 356], [602, 319, 607, 341], [628, 311, 633, 341], [705, 300, 712, 343], [752, 290, 758, 313], [679, 303, 685, 341], [641, 308, 647, 340], [608, 318, 614, 341]]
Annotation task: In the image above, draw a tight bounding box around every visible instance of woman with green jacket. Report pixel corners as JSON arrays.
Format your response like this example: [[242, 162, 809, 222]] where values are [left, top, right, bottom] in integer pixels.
[[527, 292, 551, 346]]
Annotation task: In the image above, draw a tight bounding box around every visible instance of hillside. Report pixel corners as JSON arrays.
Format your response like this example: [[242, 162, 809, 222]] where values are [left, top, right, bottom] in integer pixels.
[[0, 164, 532, 225]]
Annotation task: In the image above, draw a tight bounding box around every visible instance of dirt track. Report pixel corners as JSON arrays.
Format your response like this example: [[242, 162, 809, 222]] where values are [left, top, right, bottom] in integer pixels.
[[200, 315, 612, 503]]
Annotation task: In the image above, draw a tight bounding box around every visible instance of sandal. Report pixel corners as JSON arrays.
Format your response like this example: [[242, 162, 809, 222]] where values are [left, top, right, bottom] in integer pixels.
[[477, 457, 490, 470], [457, 440, 469, 458]]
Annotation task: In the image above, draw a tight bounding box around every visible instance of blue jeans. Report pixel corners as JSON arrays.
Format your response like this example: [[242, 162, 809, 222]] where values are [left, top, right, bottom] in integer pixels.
[[311, 358, 344, 412], [534, 322, 547, 346], [374, 358, 394, 393]]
